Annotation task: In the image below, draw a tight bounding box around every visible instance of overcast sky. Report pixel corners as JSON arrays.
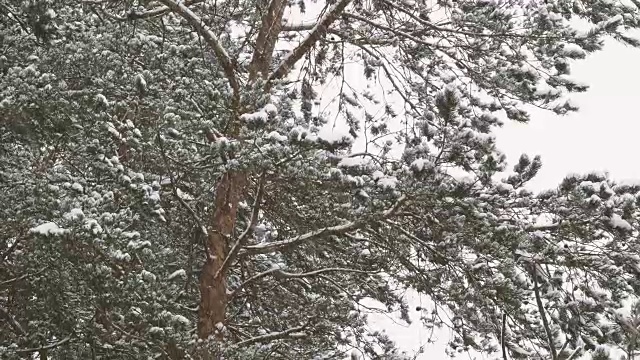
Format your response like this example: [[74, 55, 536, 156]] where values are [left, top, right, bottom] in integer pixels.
[[364, 37, 640, 360]]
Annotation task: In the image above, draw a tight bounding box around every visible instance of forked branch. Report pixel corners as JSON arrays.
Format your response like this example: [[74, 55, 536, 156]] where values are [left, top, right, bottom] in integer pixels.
[[267, 0, 353, 83]]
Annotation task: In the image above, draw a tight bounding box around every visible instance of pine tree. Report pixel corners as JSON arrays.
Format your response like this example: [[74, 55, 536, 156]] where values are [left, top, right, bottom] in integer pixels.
[[2, 0, 640, 359]]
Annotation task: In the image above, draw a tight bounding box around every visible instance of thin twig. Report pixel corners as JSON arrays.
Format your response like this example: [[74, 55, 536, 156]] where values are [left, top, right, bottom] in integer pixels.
[[0, 267, 47, 287], [14, 336, 71, 354], [268, 0, 353, 84], [565, 346, 582, 360], [231, 267, 375, 297], [242, 194, 406, 254], [156, 132, 208, 238], [501, 312, 508, 360], [234, 325, 306, 347], [533, 265, 558, 360]]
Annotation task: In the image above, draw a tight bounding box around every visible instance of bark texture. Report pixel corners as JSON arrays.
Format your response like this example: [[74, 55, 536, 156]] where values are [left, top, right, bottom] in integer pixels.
[[192, 0, 352, 343], [198, 172, 246, 340]]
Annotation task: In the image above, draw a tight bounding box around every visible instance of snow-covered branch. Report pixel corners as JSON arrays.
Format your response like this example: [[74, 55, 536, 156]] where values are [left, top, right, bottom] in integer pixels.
[[0, 267, 46, 287], [268, 0, 353, 83], [157, 0, 240, 99], [242, 195, 406, 255], [343, 12, 452, 50], [280, 21, 317, 32], [231, 267, 375, 297], [379, 0, 557, 39], [83, 0, 206, 21], [127, 0, 204, 20], [234, 325, 306, 347]]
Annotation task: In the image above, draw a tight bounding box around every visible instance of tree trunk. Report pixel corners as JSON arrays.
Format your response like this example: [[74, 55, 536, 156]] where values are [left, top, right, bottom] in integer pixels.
[[194, 0, 346, 345], [197, 172, 246, 340], [196, 1, 283, 343]]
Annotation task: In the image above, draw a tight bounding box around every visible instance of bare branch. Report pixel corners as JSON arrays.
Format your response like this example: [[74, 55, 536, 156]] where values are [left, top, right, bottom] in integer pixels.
[[215, 173, 266, 279], [157, 0, 240, 102], [268, 0, 353, 83], [242, 195, 406, 255]]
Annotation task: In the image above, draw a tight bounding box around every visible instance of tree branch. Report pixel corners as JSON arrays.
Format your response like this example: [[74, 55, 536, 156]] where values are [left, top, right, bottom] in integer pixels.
[[127, 0, 204, 20], [267, 0, 353, 83], [215, 173, 266, 279], [0, 305, 26, 336], [501, 312, 508, 360], [248, 0, 288, 80], [533, 266, 558, 360], [231, 267, 375, 297], [234, 325, 306, 347], [157, 0, 240, 103], [14, 336, 71, 354], [343, 12, 453, 50], [241, 195, 406, 255], [379, 0, 558, 40], [566, 346, 582, 360], [0, 267, 46, 287]]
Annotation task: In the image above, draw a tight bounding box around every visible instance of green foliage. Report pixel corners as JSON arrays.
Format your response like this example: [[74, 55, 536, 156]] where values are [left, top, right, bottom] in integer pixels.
[[1, 0, 640, 359]]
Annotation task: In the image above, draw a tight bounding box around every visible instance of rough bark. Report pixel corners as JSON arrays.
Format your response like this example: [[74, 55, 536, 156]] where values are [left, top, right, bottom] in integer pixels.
[[198, 172, 246, 340], [197, 0, 288, 342], [248, 0, 287, 81], [191, 0, 351, 343]]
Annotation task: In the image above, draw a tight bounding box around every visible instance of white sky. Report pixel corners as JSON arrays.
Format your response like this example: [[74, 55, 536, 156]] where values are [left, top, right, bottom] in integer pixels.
[[366, 39, 640, 360], [496, 38, 640, 193]]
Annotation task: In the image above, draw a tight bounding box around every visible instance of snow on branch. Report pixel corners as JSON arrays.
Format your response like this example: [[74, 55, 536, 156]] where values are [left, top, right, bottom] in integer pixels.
[[126, 0, 204, 20], [234, 325, 307, 347], [14, 336, 71, 354], [242, 195, 406, 255], [157, 0, 240, 99], [267, 0, 353, 83], [231, 267, 376, 297]]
